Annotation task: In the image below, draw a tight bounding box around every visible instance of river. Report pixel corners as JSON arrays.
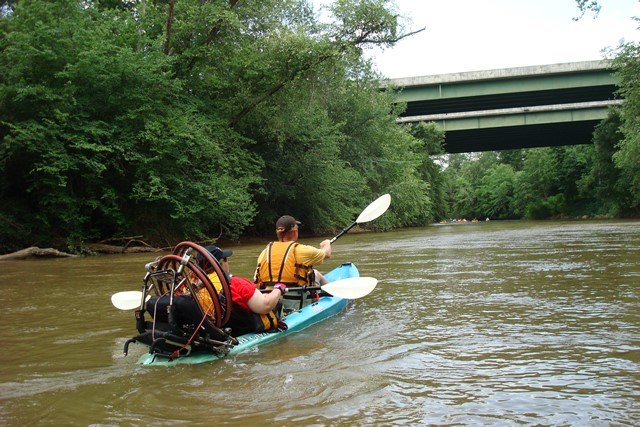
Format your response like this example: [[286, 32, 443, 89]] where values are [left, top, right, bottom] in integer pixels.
[[1, 220, 638, 426]]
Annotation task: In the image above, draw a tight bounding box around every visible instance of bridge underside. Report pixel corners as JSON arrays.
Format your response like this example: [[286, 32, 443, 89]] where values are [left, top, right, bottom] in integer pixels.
[[442, 120, 600, 153], [397, 100, 618, 153], [387, 61, 620, 153]]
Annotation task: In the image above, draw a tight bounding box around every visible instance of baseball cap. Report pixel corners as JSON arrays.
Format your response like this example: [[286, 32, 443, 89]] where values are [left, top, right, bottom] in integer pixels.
[[275, 215, 301, 233], [203, 245, 233, 261]]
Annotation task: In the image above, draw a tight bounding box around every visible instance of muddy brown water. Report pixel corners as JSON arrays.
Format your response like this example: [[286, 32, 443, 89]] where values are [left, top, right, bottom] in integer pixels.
[[1, 220, 638, 425]]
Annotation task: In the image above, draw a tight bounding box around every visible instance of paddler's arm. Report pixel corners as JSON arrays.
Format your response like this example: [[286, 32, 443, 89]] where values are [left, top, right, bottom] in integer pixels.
[[247, 285, 286, 315], [319, 239, 332, 259]]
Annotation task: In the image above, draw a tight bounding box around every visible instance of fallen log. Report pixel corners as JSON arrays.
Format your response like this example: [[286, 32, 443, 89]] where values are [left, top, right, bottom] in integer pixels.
[[97, 235, 145, 244], [0, 246, 77, 260], [87, 243, 160, 254]]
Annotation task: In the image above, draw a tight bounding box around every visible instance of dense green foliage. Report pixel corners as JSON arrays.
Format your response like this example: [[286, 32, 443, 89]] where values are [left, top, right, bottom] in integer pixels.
[[441, 107, 639, 221], [1, 0, 638, 253], [611, 25, 640, 210], [0, 0, 444, 252]]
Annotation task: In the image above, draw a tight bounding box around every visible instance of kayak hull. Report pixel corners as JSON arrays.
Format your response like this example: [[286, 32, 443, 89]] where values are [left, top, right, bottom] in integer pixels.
[[137, 262, 359, 366]]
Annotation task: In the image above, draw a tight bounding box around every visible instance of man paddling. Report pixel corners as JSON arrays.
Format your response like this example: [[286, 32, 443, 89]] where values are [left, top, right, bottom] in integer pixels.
[[254, 215, 332, 310]]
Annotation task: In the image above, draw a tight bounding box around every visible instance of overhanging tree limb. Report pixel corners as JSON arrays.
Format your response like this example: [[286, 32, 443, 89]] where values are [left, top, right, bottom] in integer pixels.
[[228, 26, 425, 128], [182, 0, 242, 73], [204, 0, 241, 46]]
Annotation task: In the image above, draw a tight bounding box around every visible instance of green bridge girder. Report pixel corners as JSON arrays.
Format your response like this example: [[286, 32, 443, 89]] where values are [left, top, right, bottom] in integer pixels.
[[383, 61, 621, 153]]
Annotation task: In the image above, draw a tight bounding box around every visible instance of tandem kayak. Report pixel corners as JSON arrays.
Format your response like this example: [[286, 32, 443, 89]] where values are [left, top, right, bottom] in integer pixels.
[[136, 262, 361, 366]]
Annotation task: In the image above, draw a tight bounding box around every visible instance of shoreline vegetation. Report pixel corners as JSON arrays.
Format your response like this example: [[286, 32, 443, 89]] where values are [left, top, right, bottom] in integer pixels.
[[1, 1, 638, 257], [3, 215, 636, 260]]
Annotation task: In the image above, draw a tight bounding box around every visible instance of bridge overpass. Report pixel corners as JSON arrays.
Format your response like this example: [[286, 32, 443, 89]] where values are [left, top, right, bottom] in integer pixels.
[[383, 60, 622, 153]]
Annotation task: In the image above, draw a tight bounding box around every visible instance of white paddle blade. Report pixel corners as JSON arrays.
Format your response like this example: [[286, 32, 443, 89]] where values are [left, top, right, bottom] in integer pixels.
[[111, 291, 150, 310], [321, 276, 378, 299], [356, 194, 391, 223]]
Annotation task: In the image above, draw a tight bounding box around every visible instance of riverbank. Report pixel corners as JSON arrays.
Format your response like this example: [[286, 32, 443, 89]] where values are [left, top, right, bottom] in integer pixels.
[[3, 215, 636, 259]]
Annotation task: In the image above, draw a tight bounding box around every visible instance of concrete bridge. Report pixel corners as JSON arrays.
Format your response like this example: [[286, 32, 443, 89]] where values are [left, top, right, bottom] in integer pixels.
[[383, 60, 622, 153]]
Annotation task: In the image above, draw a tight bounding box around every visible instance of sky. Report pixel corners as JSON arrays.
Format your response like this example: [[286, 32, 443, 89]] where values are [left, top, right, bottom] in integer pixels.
[[360, 0, 640, 79]]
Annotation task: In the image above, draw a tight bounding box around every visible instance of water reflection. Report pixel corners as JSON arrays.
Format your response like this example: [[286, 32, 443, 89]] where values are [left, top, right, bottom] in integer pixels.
[[0, 220, 639, 425]]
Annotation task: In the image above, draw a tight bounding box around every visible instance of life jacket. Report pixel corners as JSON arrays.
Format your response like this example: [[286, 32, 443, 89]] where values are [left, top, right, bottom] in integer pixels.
[[255, 241, 318, 310], [255, 241, 313, 289], [226, 301, 285, 336], [193, 273, 225, 317]]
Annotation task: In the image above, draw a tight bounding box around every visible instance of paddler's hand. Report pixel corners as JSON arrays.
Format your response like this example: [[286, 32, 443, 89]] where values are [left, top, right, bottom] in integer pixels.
[[320, 239, 332, 259], [274, 283, 287, 295]]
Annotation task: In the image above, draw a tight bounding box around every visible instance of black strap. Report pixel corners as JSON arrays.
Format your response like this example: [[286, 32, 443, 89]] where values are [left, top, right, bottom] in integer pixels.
[[283, 293, 317, 301], [266, 242, 274, 283], [276, 242, 297, 282]]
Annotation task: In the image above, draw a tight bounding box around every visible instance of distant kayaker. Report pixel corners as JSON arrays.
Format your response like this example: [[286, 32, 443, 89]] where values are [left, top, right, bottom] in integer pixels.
[[254, 215, 332, 310], [202, 246, 287, 335]]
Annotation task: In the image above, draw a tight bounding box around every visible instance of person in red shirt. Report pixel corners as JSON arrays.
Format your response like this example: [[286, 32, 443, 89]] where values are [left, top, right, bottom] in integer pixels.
[[204, 246, 286, 335]]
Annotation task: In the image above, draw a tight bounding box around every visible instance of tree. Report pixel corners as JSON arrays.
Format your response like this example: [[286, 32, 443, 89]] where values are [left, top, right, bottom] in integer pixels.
[[442, 153, 489, 219], [611, 33, 640, 212], [573, 0, 640, 213], [512, 148, 562, 218], [477, 164, 517, 219], [573, 0, 601, 19], [554, 144, 595, 215], [0, 0, 262, 250], [578, 109, 626, 215], [0, 0, 440, 252]]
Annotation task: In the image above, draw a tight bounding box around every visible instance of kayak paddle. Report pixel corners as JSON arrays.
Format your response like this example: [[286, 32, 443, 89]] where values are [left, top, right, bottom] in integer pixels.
[[112, 276, 378, 310], [330, 193, 391, 243], [281, 276, 378, 299], [111, 291, 151, 310]]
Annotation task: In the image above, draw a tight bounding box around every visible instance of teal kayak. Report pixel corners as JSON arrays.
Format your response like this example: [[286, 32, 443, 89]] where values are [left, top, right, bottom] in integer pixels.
[[137, 262, 359, 366]]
